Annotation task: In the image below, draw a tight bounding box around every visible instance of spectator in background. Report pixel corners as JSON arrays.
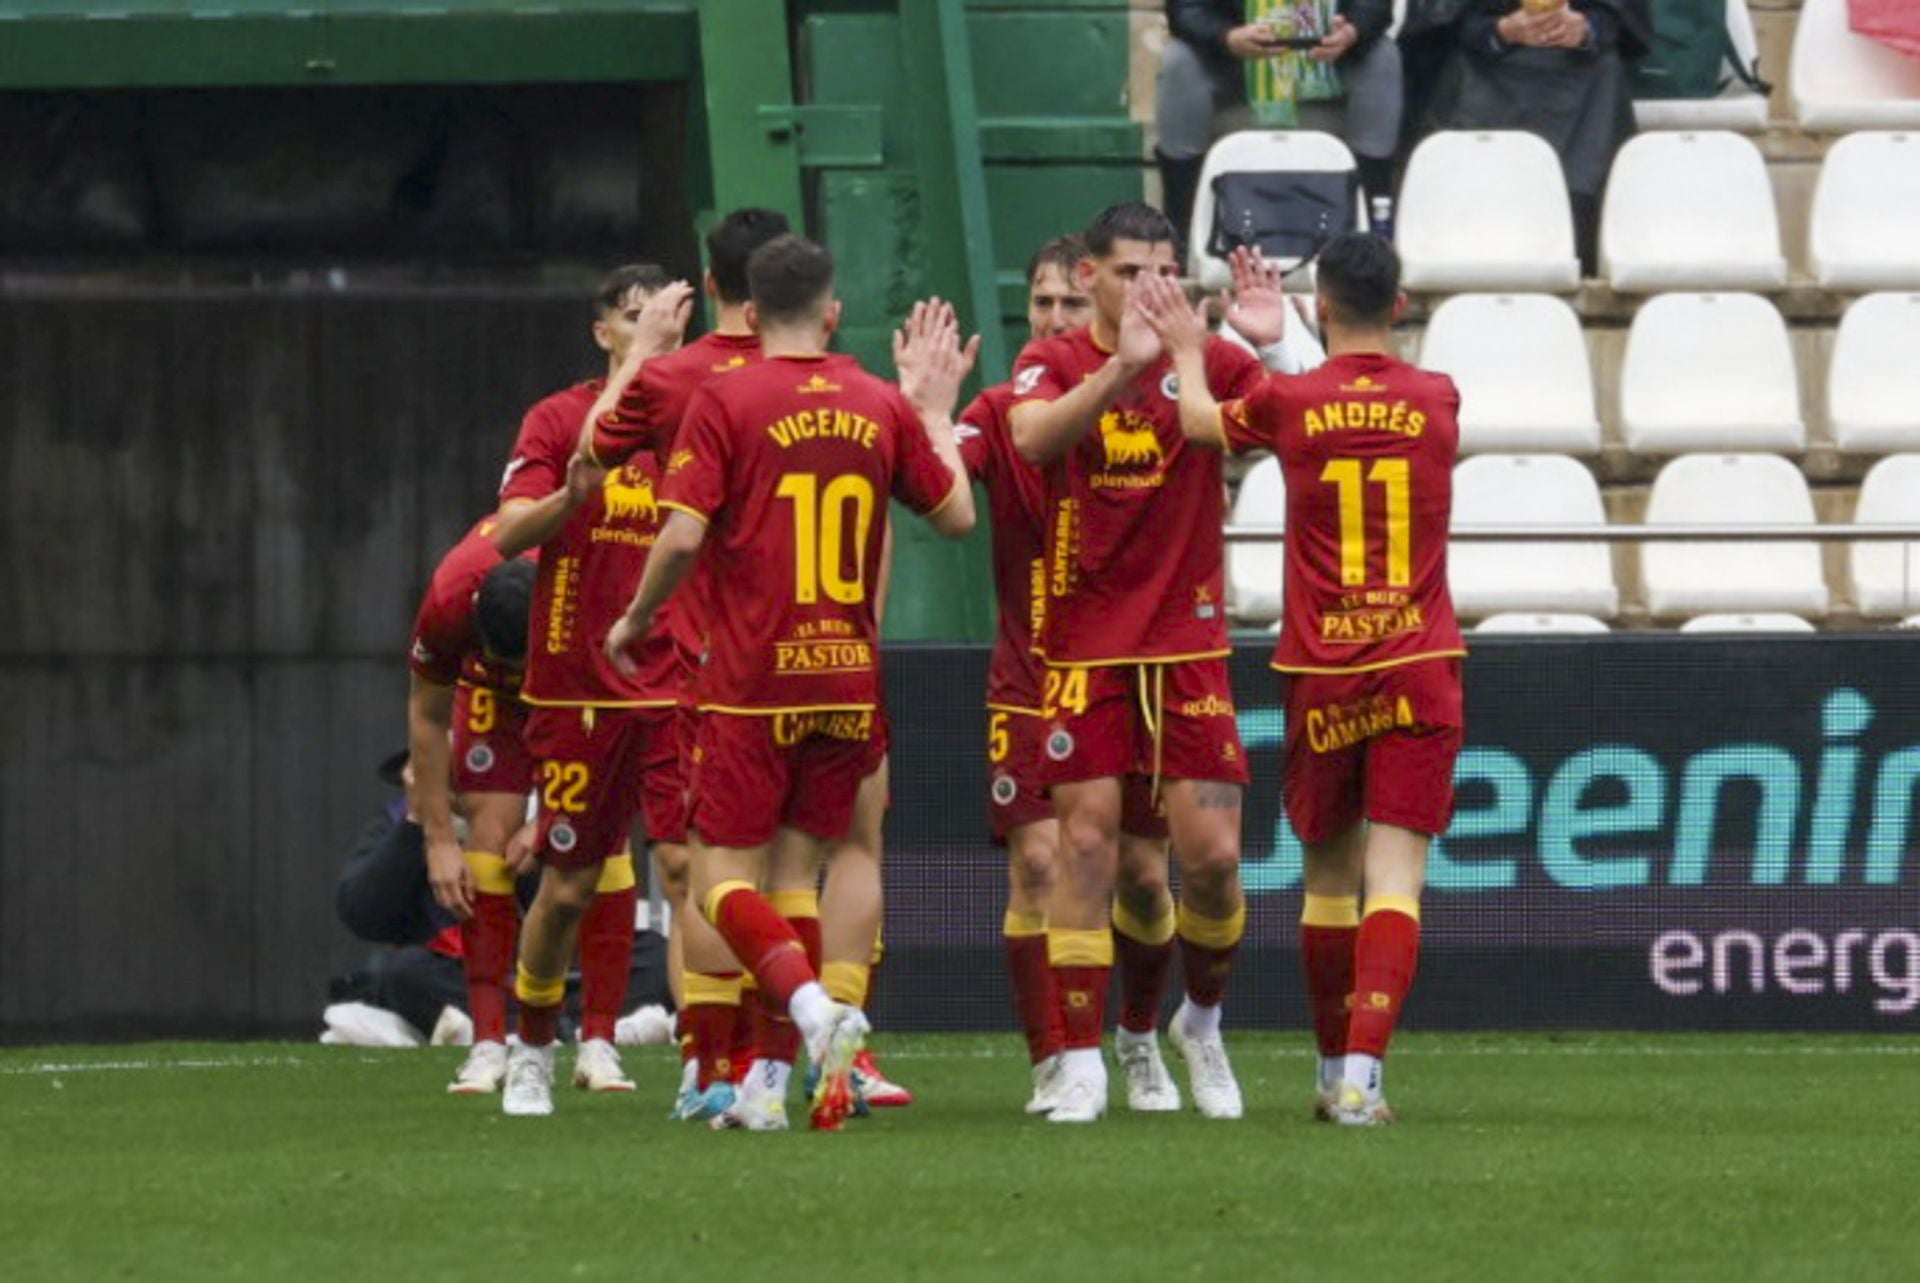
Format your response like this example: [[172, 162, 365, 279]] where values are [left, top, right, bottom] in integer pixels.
[[1159, 1, 1404, 251], [1401, 0, 1652, 271]]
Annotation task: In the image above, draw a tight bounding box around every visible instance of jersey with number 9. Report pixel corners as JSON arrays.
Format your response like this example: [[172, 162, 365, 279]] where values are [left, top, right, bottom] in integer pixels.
[[659, 353, 958, 714], [1219, 351, 1465, 676]]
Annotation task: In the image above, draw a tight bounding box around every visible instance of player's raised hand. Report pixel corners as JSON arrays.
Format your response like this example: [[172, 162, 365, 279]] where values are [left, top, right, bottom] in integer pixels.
[[1224, 245, 1288, 349], [894, 296, 979, 419], [636, 280, 696, 354], [564, 449, 607, 506], [425, 835, 476, 921], [1115, 275, 1167, 372], [1134, 272, 1210, 360]]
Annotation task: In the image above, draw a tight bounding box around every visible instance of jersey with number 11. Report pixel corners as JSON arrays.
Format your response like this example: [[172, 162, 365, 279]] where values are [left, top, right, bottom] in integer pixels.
[[659, 354, 958, 714], [1220, 350, 1465, 675]]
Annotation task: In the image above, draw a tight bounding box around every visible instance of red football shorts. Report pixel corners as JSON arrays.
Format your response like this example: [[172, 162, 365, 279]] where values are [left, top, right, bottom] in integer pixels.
[[986, 707, 1053, 842], [522, 705, 651, 870], [1281, 657, 1464, 845], [637, 705, 692, 848], [451, 683, 534, 796], [689, 710, 875, 849]]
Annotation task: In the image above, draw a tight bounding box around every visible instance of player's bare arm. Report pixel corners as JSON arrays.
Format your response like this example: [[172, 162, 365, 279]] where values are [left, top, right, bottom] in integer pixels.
[[605, 509, 707, 672], [1221, 245, 1289, 352], [576, 279, 697, 466], [1009, 277, 1162, 466], [892, 297, 981, 538], [489, 452, 607, 558], [405, 672, 476, 920], [1135, 273, 1227, 449]]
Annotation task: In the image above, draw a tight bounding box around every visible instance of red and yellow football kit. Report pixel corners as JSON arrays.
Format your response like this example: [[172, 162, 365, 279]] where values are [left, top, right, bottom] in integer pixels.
[[1219, 350, 1467, 843], [659, 354, 958, 848], [1010, 326, 1263, 830]]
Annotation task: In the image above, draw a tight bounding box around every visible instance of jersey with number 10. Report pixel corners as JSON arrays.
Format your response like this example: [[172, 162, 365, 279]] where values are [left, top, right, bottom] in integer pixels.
[[1219, 350, 1465, 675], [659, 354, 957, 714]]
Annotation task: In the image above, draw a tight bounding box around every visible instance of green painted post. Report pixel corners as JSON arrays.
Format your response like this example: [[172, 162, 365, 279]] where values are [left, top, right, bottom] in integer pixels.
[[695, 0, 805, 227]]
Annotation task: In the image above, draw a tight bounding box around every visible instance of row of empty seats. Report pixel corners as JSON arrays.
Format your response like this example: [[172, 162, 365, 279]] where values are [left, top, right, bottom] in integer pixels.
[[1477, 613, 1825, 633], [1226, 453, 1920, 625], [1192, 129, 1920, 294], [1420, 290, 1920, 456]]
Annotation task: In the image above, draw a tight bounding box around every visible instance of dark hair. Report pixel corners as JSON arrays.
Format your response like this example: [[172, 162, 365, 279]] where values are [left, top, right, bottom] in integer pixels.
[[475, 559, 536, 662], [592, 262, 671, 317], [747, 234, 835, 324], [707, 208, 792, 304], [1026, 235, 1088, 286], [1315, 232, 1401, 327], [1084, 202, 1177, 258]]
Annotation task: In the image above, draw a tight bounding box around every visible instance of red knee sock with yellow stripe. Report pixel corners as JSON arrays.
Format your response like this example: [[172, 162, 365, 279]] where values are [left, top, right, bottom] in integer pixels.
[[1178, 901, 1245, 1010], [729, 977, 758, 1083], [1112, 900, 1176, 1034], [750, 889, 820, 1066], [1345, 895, 1421, 1060], [1300, 894, 1360, 1059], [1048, 928, 1114, 1051], [577, 854, 637, 1044], [460, 852, 520, 1046], [704, 881, 817, 1067], [682, 971, 744, 1090], [515, 963, 566, 1048], [1004, 910, 1062, 1064]]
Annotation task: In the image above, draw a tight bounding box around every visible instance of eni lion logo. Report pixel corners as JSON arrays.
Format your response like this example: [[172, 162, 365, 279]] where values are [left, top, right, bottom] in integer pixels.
[[601, 468, 658, 523], [1098, 410, 1165, 468]]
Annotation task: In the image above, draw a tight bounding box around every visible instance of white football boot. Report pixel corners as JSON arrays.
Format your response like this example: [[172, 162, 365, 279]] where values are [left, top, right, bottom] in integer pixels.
[[1045, 1067, 1109, 1125], [1168, 1019, 1244, 1120], [805, 1003, 871, 1131], [501, 1043, 556, 1117], [1331, 1082, 1397, 1127], [447, 1039, 509, 1095], [571, 1038, 637, 1092], [1025, 1054, 1066, 1116], [1114, 1029, 1182, 1112]]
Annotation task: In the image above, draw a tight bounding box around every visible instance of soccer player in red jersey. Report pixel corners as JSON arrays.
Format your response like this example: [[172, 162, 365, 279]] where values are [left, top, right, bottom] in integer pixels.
[[955, 235, 1092, 1113], [486, 264, 700, 1116], [604, 235, 976, 1131], [1142, 232, 1467, 1126], [1008, 203, 1288, 1123], [585, 208, 788, 1120], [406, 519, 538, 1093]]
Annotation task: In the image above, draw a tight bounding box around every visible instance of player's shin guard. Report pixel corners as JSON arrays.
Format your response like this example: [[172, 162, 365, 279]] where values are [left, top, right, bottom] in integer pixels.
[[1047, 928, 1114, 1051], [1300, 894, 1361, 1058], [1004, 910, 1063, 1064], [514, 964, 567, 1048], [1177, 901, 1245, 1011], [577, 855, 638, 1044], [1112, 900, 1176, 1035], [461, 852, 520, 1045], [1345, 896, 1422, 1060], [683, 971, 745, 1089]]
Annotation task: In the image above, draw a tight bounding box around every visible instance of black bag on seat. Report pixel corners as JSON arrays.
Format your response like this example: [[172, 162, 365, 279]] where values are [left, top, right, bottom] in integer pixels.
[[1207, 168, 1359, 262]]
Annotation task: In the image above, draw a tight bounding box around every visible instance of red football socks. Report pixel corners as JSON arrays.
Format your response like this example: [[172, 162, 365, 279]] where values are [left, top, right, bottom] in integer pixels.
[[1112, 903, 1176, 1035], [1003, 912, 1063, 1064], [705, 882, 817, 1007], [1346, 901, 1422, 1060], [1047, 928, 1114, 1051], [1177, 902, 1245, 1011], [681, 974, 744, 1090], [1301, 895, 1362, 1056], [577, 885, 637, 1044], [461, 891, 519, 1045]]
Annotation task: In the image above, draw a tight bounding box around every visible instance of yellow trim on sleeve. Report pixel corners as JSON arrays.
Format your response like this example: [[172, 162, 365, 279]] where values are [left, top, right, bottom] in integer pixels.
[[684, 971, 745, 1007], [657, 499, 711, 525], [1046, 927, 1115, 968], [766, 888, 820, 920], [515, 964, 567, 1008], [1002, 909, 1047, 938], [1364, 893, 1422, 924], [1177, 901, 1247, 950], [1273, 649, 1467, 677], [1301, 893, 1361, 929], [822, 961, 871, 1008], [465, 851, 517, 896], [1111, 900, 1177, 947], [594, 852, 636, 895], [702, 879, 757, 924]]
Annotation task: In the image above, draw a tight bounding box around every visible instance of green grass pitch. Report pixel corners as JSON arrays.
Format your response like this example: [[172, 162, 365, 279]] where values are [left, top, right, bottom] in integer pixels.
[[3, 1033, 1914, 1282]]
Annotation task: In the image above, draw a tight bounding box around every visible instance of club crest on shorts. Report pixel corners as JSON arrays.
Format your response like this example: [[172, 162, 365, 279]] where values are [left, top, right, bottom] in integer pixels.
[[548, 821, 578, 854], [464, 742, 495, 774], [1045, 728, 1075, 762], [991, 774, 1019, 807], [1161, 371, 1180, 400]]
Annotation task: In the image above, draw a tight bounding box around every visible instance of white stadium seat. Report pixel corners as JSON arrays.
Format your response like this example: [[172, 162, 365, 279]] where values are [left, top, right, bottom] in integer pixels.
[[1475, 613, 1612, 634], [1189, 131, 1361, 291], [1848, 454, 1920, 617], [1809, 132, 1920, 290], [1397, 132, 1580, 291], [1450, 455, 1618, 618], [1679, 614, 1819, 633], [1600, 132, 1785, 291], [1418, 294, 1600, 454], [1641, 454, 1829, 619], [1829, 293, 1920, 453], [1227, 455, 1285, 622], [1790, 0, 1920, 131], [1634, 0, 1769, 131], [1619, 293, 1803, 453]]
